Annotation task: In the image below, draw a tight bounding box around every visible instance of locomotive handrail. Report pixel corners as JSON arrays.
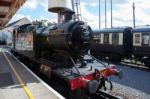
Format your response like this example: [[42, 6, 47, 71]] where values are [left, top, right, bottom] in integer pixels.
[[69, 55, 80, 75], [88, 54, 108, 68]]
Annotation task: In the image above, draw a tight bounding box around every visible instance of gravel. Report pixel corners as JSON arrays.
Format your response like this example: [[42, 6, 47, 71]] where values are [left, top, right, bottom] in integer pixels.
[[108, 82, 150, 99], [107, 64, 150, 99]]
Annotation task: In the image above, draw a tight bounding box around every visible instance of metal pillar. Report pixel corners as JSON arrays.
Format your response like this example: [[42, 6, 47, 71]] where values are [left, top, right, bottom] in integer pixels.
[[71, 0, 75, 11], [105, 0, 107, 28], [110, 0, 113, 28], [99, 0, 101, 29], [71, 0, 82, 21], [133, 2, 135, 28]]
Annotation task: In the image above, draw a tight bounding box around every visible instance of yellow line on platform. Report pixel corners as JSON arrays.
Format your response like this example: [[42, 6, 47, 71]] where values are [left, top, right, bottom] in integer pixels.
[[3, 52, 35, 99]]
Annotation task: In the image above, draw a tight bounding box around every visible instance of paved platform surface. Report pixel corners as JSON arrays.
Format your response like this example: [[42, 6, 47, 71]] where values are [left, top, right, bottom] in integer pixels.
[[0, 46, 64, 99]]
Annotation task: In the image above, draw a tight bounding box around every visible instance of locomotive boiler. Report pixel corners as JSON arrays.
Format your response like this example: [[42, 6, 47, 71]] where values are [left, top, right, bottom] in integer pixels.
[[34, 19, 92, 60]]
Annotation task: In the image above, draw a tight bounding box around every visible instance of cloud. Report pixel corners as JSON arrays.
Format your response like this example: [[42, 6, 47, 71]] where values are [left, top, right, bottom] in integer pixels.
[[12, 14, 25, 20], [112, 0, 150, 27], [22, 0, 49, 11], [23, 0, 38, 10], [9, 0, 150, 29], [80, 2, 100, 29], [80, 0, 130, 29], [10, 13, 32, 23], [81, 0, 150, 29], [81, 2, 100, 8], [39, 16, 57, 23], [81, 0, 128, 5]]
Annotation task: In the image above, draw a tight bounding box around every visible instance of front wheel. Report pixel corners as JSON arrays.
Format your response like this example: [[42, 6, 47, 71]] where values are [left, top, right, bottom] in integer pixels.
[[72, 89, 85, 99]]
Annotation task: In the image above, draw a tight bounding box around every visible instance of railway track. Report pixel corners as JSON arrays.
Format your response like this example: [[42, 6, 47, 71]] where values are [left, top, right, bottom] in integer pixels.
[[98, 58, 150, 72], [85, 90, 121, 99], [95, 91, 121, 99], [120, 61, 150, 72]]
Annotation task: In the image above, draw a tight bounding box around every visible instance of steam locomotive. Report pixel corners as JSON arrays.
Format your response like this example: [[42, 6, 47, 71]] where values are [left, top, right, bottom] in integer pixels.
[[91, 27, 150, 68], [11, 9, 121, 99]]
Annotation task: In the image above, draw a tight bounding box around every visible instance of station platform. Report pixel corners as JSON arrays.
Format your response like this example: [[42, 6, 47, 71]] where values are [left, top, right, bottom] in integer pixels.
[[0, 46, 65, 99]]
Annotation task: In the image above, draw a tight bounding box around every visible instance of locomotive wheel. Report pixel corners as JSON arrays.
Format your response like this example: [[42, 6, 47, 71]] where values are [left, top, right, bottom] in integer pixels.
[[72, 89, 85, 99], [49, 76, 72, 99], [53, 82, 71, 99], [61, 84, 71, 99]]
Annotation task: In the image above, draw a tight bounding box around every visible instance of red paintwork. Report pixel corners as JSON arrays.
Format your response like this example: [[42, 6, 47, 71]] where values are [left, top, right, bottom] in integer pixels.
[[71, 65, 118, 91]]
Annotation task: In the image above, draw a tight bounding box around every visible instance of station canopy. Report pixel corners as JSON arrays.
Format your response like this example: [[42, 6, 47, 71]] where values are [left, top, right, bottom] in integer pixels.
[[0, 0, 26, 27]]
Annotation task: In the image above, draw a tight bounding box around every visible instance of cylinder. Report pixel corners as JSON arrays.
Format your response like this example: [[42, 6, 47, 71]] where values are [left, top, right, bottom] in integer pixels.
[[48, 0, 71, 13]]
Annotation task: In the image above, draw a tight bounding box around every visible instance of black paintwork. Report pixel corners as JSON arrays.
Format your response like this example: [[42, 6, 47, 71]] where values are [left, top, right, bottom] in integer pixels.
[[132, 27, 150, 58], [91, 27, 132, 60], [133, 46, 150, 57], [91, 27, 150, 67]]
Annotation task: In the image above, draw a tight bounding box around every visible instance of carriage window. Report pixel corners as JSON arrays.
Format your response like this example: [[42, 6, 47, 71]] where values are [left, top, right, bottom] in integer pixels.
[[104, 34, 109, 44], [93, 33, 100, 43], [112, 33, 119, 45], [142, 33, 150, 46], [134, 34, 141, 44]]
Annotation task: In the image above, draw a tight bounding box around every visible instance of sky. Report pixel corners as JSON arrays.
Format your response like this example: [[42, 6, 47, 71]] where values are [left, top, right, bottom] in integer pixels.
[[9, 0, 150, 29]]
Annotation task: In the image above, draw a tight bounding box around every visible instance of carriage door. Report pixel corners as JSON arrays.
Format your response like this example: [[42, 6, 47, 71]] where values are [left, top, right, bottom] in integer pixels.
[[104, 34, 109, 44], [149, 33, 150, 47], [133, 33, 142, 46]]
